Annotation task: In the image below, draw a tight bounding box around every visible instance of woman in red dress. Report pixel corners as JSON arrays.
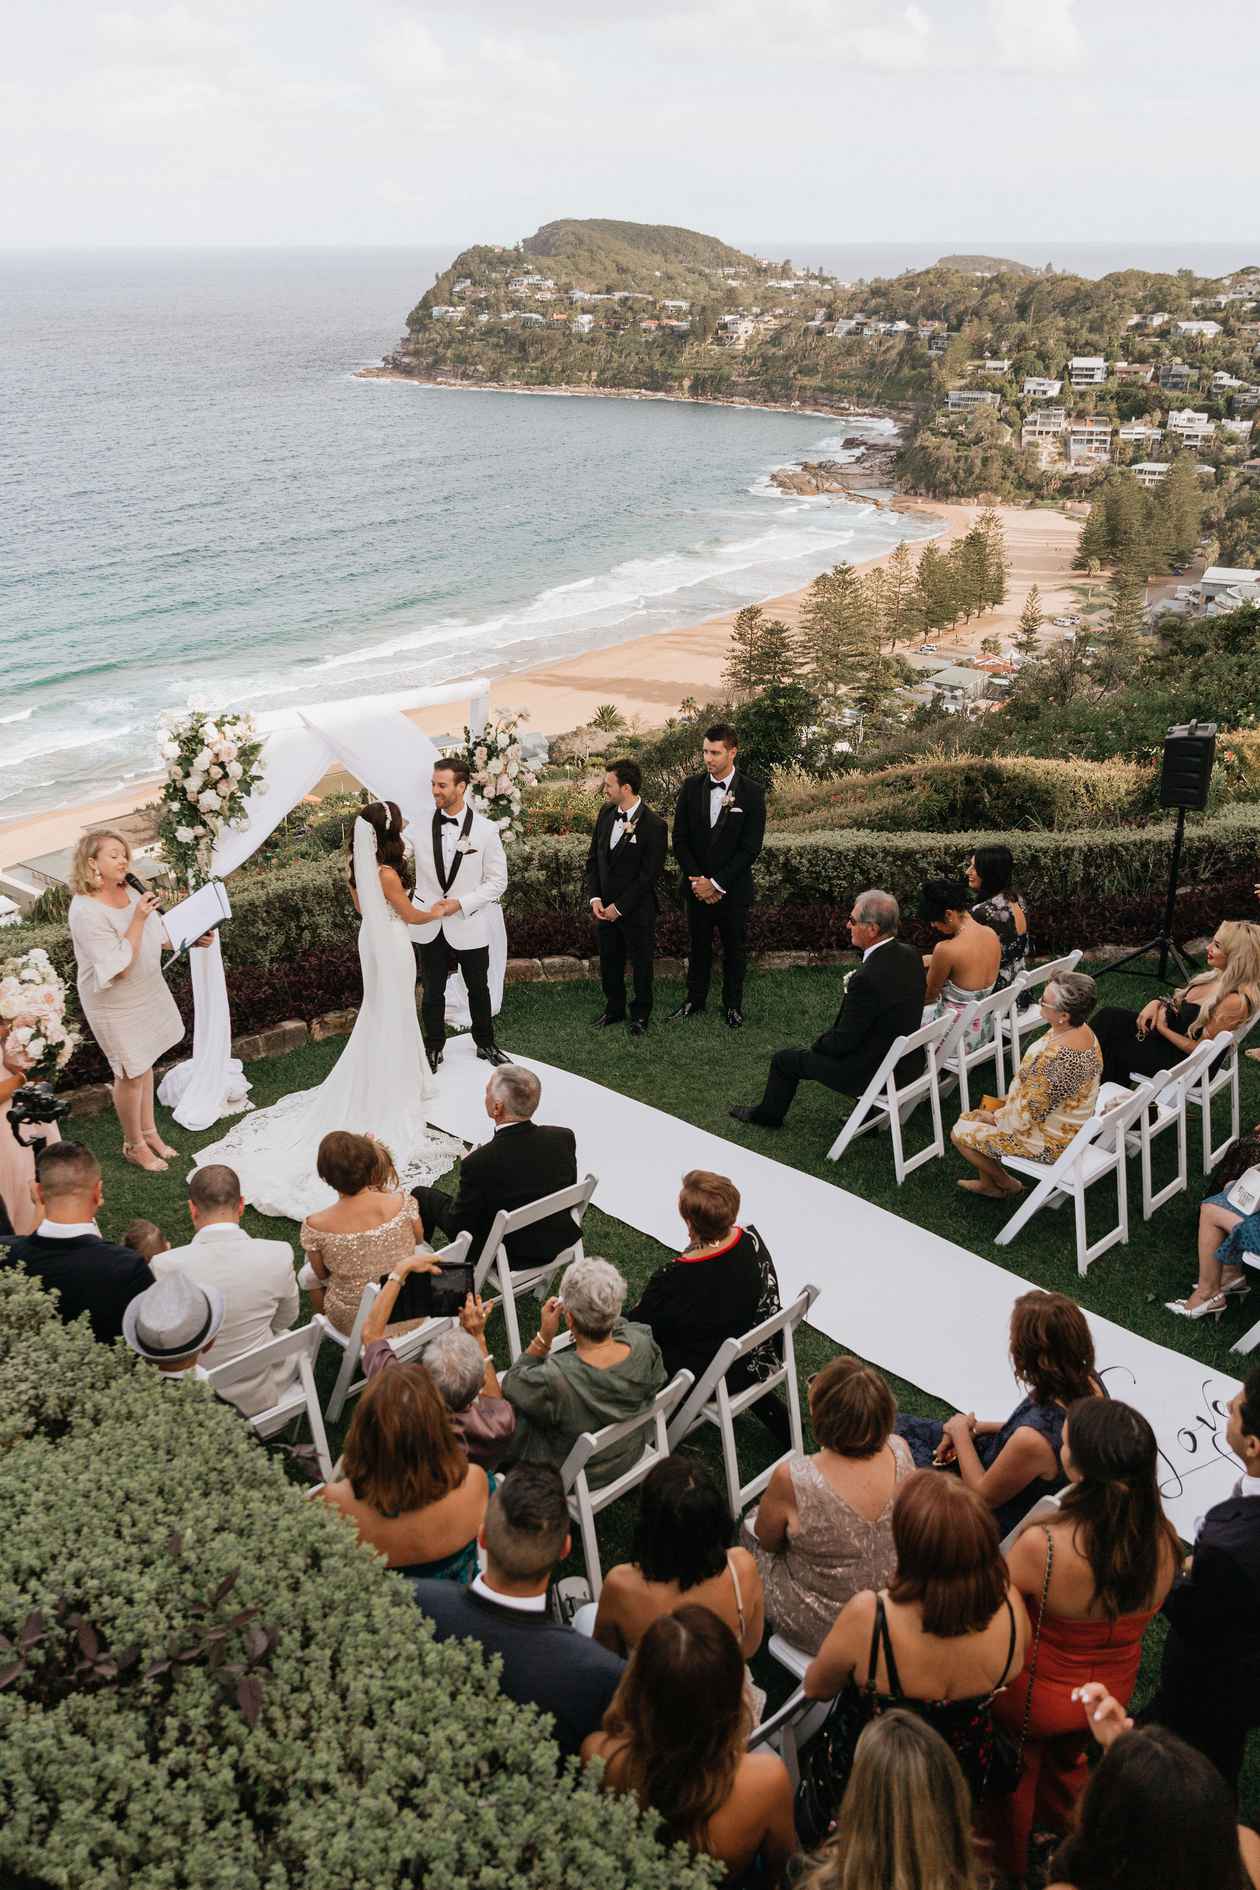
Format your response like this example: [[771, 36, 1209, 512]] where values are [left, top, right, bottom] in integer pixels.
[[984, 1398, 1181, 1880]]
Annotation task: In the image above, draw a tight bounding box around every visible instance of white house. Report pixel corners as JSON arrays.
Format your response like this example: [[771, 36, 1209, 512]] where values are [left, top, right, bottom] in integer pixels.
[[1117, 422, 1164, 446], [573, 313, 595, 334], [1131, 461, 1170, 489], [1198, 566, 1260, 611], [1222, 417, 1255, 438], [981, 357, 1012, 374], [1212, 371, 1246, 391], [429, 305, 464, 321], [1066, 419, 1114, 465], [1176, 319, 1223, 338], [1068, 355, 1108, 387], [1023, 377, 1063, 398], [1167, 408, 1216, 446], [660, 299, 690, 312], [947, 388, 1000, 412]]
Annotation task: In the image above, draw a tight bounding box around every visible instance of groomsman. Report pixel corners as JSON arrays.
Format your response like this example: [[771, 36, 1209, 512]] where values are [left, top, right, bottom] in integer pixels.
[[582, 760, 669, 1036], [410, 758, 510, 1071], [670, 723, 767, 1027]]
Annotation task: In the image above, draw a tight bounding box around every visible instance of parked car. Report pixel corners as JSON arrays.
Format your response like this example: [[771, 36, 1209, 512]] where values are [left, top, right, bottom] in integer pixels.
[[919, 642, 937, 653]]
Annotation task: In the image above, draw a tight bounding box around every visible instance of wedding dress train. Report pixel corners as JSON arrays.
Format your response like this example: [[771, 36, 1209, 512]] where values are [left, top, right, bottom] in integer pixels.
[[193, 818, 461, 1220]]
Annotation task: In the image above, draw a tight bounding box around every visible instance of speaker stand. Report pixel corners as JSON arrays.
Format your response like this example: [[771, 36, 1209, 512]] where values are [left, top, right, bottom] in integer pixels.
[[1097, 806, 1197, 986]]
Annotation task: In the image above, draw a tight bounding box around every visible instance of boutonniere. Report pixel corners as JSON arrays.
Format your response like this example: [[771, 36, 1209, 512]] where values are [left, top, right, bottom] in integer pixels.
[[622, 817, 639, 837], [721, 792, 742, 813], [455, 839, 479, 856]]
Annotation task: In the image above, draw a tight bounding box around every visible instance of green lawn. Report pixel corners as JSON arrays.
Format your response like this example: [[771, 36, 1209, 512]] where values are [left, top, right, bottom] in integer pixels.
[[68, 962, 1260, 1797]]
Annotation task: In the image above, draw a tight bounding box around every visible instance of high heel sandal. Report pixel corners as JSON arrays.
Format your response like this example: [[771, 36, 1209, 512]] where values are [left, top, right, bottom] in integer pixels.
[[123, 1140, 168, 1173], [1221, 1273, 1252, 1299], [1165, 1293, 1227, 1321], [144, 1131, 179, 1161]]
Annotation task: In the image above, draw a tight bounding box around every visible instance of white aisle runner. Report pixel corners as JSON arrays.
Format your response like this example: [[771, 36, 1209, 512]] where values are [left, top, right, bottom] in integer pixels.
[[429, 1036, 1240, 1539]]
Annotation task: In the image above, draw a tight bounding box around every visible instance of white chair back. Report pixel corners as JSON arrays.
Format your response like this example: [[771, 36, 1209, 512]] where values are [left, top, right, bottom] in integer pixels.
[[1133, 1038, 1223, 1219], [1000, 1491, 1062, 1554], [940, 980, 1024, 1111], [1185, 1016, 1258, 1173], [995, 1078, 1157, 1275], [316, 1230, 472, 1422], [827, 1012, 954, 1183], [559, 1369, 694, 1599], [205, 1320, 334, 1480], [666, 1285, 820, 1514], [474, 1174, 598, 1362]]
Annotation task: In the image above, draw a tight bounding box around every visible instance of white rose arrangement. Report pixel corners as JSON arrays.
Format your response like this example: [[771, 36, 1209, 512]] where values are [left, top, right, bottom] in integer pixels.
[[156, 708, 265, 887], [450, 709, 537, 844], [0, 948, 80, 1081]]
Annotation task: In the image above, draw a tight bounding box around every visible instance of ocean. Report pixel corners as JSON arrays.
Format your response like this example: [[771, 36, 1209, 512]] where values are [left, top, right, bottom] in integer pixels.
[[0, 247, 943, 827]]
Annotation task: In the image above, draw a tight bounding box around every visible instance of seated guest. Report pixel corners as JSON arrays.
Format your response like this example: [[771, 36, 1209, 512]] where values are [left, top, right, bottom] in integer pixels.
[[1141, 1367, 1260, 1790], [1170, 1117, 1260, 1318], [412, 1065, 578, 1272], [1047, 1686, 1260, 1890], [626, 1169, 786, 1442], [986, 1398, 1181, 1879], [966, 843, 1031, 988], [300, 1131, 427, 1339], [803, 1475, 1030, 1812], [122, 1219, 169, 1263], [592, 1457, 764, 1663], [1093, 920, 1260, 1090], [412, 1466, 624, 1759], [744, 1355, 912, 1657], [951, 971, 1100, 1198], [896, 1288, 1101, 1539], [151, 1165, 299, 1417], [122, 1272, 224, 1383], [319, 1364, 489, 1580], [798, 1710, 983, 1890], [6, 1141, 153, 1342], [730, 889, 926, 1130], [920, 875, 1002, 1051], [359, 1260, 516, 1472], [583, 1606, 798, 1885], [501, 1256, 665, 1487]]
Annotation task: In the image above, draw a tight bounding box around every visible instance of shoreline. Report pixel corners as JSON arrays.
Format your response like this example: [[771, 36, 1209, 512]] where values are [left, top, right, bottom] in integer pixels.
[[1, 498, 1086, 875]]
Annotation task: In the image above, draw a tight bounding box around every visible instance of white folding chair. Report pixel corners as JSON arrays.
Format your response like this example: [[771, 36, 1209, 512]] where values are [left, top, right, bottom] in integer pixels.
[[994, 1079, 1159, 1276], [1184, 1018, 1258, 1173], [747, 1676, 826, 1789], [939, 981, 1024, 1112], [1231, 1262, 1260, 1355], [1003, 951, 1085, 1068], [315, 1230, 471, 1422], [473, 1174, 598, 1363], [826, 1013, 953, 1183], [999, 1491, 1062, 1554], [559, 1369, 694, 1599], [1095, 1038, 1222, 1221], [205, 1321, 335, 1481], [667, 1286, 820, 1515]]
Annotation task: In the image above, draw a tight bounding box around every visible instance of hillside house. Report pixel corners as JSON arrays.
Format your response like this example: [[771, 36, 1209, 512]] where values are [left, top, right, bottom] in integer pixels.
[[1198, 566, 1260, 611], [1159, 362, 1199, 391], [1117, 422, 1164, 446], [1176, 319, 1223, 338], [981, 357, 1012, 374], [660, 299, 690, 312], [1068, 355, 1108, 388], [573, 313, 595, 334], [1023, 377, 1063, 398], [947, 388, 1000, 412], [1222, 417, 1255, 438], [1132, 461, 1170, 489], [1167, 408, 1216, 447], [1066, 419, 1114, 466], [1112, 361, 1155, 385], [429, 305, 464, 321]]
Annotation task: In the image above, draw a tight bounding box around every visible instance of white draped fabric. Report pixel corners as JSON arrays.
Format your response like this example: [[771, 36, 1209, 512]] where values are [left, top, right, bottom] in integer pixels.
[[158, 682, 499, 1132]]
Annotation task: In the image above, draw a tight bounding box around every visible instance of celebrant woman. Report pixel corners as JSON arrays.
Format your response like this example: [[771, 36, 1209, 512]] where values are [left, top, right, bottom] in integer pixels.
[[194, 802, 460, 1221], [67, 830, 205, 1175]]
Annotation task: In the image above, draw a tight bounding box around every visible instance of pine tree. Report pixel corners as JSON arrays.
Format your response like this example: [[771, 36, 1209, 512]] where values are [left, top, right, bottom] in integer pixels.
[[950, 527, 990, 621], [751, 616, 799, 688], [881, 540, 919, 648], [1015, 583, 1043, 660], [796, 562, 877, 695], [723, 605, 764, 695], [1092, 563, 1146, 690], [1160, 457, 1204, 566], [862, 566, 890, 649], [914, 542, 958, 638], [1075, 503, 1108, 571], [976, 506, 1009, 608]]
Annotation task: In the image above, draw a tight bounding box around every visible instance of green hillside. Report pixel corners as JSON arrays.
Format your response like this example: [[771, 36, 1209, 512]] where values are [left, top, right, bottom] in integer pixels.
[[935, 252, 1041, 276], [522, 216, 755, 278]]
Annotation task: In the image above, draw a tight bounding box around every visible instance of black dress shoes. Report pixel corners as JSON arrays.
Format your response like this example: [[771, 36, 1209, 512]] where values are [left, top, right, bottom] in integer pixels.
[[628, 1020, 648, 1038], [670, 1001, 706, 1020], [729, 1105, 781, 1128], [726, 1009, 745, 1029], [592, 1011, 626, 1028], [477, 1045, 510, 1067], [426, 1047, 444, 1074]]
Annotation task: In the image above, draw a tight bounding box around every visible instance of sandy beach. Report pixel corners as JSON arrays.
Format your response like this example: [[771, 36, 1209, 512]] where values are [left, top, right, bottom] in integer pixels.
[[0, 499, 1082, 874]]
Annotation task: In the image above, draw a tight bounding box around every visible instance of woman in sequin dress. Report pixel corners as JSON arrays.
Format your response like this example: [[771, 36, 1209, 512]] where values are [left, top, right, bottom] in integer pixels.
[[301, 1130, 429, 1339]]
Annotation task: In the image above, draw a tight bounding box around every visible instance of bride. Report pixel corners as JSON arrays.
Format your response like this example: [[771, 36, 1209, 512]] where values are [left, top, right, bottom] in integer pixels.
[[194, 802, 461, 1220]]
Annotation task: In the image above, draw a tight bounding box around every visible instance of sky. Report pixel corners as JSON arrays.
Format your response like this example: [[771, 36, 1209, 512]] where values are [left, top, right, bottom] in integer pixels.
[[3, 0, 1258, 250]]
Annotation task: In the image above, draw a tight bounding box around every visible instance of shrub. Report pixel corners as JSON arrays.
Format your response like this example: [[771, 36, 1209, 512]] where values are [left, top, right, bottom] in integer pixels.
[[0, 1272, 716, 1890], [767, 753, 1158, 833]]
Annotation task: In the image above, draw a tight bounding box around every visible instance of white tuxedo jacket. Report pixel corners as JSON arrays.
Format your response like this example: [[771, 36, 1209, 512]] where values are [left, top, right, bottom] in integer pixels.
[[407, 805, 509, 951], [152, 1223, 300, 1417]]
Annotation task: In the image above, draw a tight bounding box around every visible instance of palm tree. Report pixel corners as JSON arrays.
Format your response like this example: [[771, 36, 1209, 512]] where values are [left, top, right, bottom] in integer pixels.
[[590, 704, 625, 733]]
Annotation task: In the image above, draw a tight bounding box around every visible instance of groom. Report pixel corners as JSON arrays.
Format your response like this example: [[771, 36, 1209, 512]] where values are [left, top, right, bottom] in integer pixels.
[[411, 758, 510, 1071]]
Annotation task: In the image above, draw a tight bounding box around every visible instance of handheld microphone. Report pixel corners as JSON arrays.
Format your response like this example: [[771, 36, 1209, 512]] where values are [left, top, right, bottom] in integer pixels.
[[124, 871, 161, 910]]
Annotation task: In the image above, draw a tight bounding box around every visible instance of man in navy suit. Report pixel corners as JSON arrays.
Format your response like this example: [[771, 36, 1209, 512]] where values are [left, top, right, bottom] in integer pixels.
[[1142, 1366, 1260, 1790], [670, 723, 767, 1028], [4, 1141, 153, 1343]]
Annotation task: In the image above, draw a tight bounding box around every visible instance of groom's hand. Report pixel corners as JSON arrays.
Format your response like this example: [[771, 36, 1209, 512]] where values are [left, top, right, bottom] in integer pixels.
[[432, 898, 460, 918]]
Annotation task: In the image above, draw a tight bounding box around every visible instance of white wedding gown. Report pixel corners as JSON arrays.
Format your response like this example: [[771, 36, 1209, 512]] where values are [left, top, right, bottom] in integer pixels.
[[192, 818, 461, 1220]]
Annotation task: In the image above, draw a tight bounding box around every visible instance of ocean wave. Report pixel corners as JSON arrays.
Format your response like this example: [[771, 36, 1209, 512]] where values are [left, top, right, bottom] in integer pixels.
[[0, 706, 35, 725], [0, 725, 134, 771]]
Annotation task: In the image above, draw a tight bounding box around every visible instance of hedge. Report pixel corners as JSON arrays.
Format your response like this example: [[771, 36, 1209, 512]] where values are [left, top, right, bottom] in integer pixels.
[[0, 1271, 716, 1890], [12, 811, 1260, 1086]]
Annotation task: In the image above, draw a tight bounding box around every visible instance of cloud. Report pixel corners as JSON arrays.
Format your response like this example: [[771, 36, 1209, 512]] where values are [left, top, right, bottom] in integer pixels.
[[651, 0, 937, 66], [987, 0, 1082, 71], [96, 3, 249, 63]]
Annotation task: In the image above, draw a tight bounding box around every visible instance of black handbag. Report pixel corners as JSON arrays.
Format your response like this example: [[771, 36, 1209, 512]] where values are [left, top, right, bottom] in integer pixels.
[[794, 1603, 884, 1847]]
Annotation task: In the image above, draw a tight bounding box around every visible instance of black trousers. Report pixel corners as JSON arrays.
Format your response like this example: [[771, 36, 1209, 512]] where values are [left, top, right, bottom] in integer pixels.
[[411, 1185, 556, 1275], [1141, 1646, 1259, 1795], [686, 894, 750, 1011], [596, 912, 656, 1023], [414, 934, 495, 1052], [755, 1045, 858, 1125]]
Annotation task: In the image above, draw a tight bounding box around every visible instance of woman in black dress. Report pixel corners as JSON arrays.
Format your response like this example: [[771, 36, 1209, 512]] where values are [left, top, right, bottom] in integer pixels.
[[966, 844, 1031, 989], [1091, 920, 1260, 1089]]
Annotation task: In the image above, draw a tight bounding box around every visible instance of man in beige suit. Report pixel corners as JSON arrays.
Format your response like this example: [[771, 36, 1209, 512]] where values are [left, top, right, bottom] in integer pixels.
[[152, 1163, 299, 1416]]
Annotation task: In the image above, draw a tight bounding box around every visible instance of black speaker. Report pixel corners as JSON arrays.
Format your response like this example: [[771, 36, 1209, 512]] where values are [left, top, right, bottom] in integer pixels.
[[1159, 721, 1217, 810]]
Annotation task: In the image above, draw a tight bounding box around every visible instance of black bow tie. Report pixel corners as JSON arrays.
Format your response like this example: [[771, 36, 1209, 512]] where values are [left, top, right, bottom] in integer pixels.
[[441, 815, 460, 826], [710, 780, 728, 793]]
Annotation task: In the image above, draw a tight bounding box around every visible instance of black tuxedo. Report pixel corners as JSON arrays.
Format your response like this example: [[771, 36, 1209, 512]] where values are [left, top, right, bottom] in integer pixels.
[[412, 1120, 579, 1273], [672, 768, 767, 1011], [411, 1580, 624, 1757], [4, 1229, 154, 1343], [1143, 1488, 1260, 1789], [750, 937, 927, 1125], [582, 800, 668, 1023]]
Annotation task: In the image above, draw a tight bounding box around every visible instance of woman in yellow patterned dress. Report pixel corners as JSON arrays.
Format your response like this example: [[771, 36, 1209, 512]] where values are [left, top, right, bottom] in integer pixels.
[[951, 972, 1100, 1199]]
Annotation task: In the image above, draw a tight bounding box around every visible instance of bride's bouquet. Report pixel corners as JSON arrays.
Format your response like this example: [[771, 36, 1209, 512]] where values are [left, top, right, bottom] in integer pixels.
[[458, 709, 537, 843], [157, 709, 266, 887], [0, 947, 80, 1080]]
